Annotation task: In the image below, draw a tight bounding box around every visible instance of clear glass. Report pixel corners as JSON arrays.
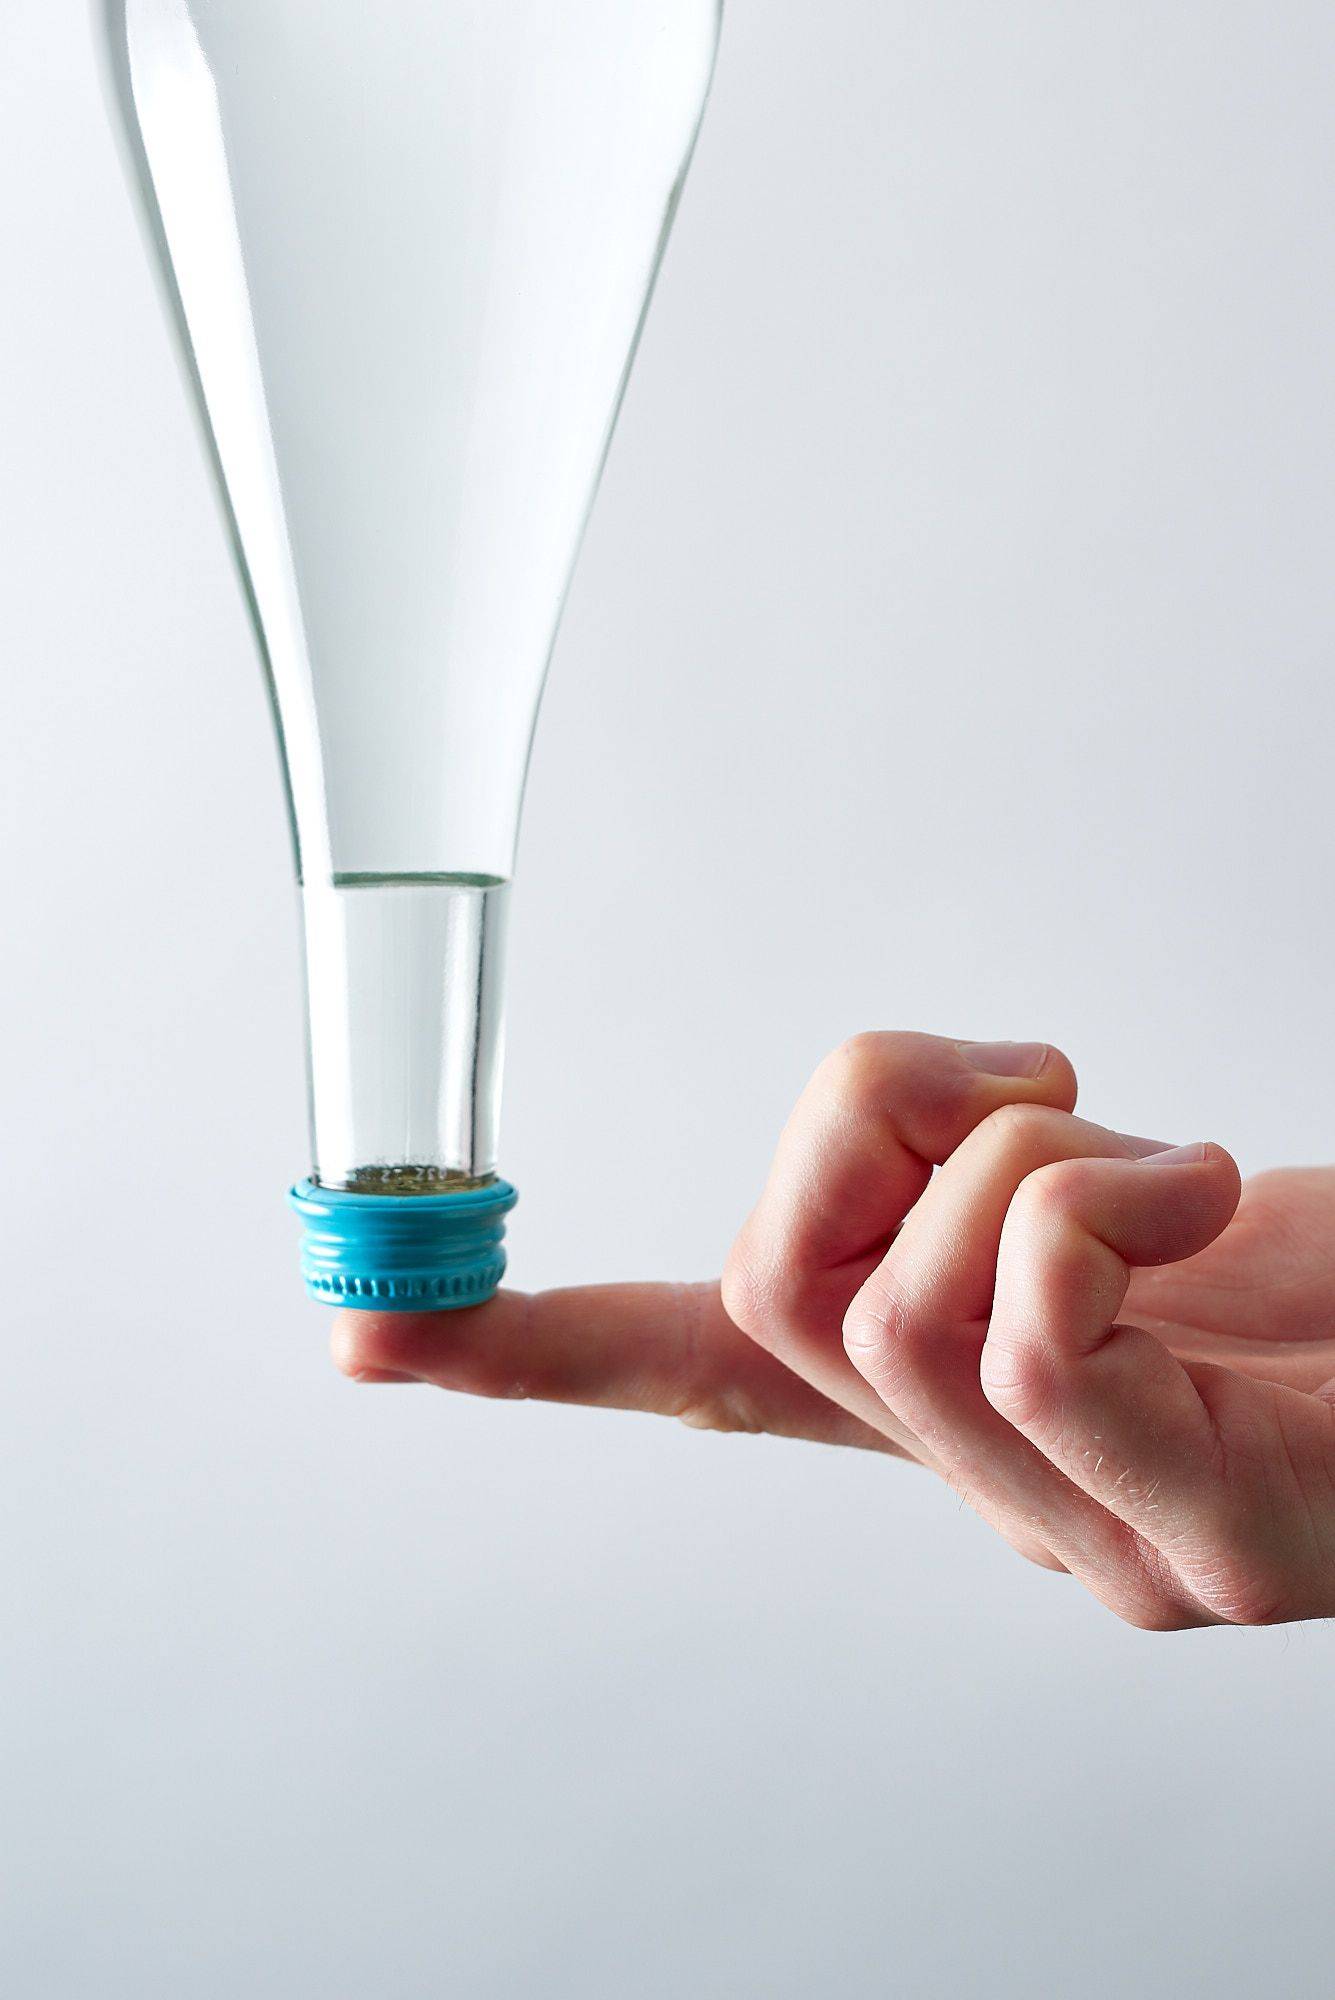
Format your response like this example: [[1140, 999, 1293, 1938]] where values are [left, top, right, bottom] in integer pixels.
[[98, 0, 721, 1186], [301, 875, 508, 1190]]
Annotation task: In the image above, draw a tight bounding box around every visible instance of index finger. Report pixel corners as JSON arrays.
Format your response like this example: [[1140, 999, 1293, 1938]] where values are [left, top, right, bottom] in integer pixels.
[[331, 1282, 899, 1452]]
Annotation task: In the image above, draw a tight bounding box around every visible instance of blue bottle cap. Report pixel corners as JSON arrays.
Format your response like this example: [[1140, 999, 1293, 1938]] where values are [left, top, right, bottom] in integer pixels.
[[289, 1178, 518, 1311]]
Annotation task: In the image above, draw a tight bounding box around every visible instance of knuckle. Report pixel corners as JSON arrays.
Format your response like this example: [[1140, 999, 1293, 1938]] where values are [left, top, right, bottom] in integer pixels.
[[819, 1029, 951, 1124], [719, 1232, 815, 1360], [979, 1332, 1054, 1429], [722, 1233, 818, 1352], [842, 1273, 915, 1381], [720, 1235, 778, 1344], [841, 1302, 885, 1370], [822, 1031, 897, 1113], [720, 1237, 761, 1331], [978, 1099, 1061, 1164]]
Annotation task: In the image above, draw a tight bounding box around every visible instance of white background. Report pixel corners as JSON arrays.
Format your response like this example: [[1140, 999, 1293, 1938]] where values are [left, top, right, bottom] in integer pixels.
[[5, 3, 1335, 1994]]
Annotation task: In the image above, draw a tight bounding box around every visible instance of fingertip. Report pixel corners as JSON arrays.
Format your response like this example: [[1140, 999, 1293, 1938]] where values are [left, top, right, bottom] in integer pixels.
[[956, 1037, 1078, 1113], [1137, 1140, 1243, 1204], [958, 1039, 1049, 1079], [330, 1310, 432, 1383], [330, 1312, 380, 1380], [1195, 1140, 1245, 1221], [1030, 1139, 1243, 1268], [1202, 1139, 1242, 1181], [328, 1292, 530, 1394], [1039, 1042, 1079, 1112], [1133, 1139, 1236, 1163]]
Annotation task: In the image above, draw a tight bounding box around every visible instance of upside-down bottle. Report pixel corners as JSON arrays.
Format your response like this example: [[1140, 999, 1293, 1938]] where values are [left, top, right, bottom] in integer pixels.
[[97, 0, 721, 1308]]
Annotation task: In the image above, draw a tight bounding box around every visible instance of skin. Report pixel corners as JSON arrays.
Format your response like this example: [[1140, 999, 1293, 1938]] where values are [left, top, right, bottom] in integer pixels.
[[333, 1032, 1335, 1630]]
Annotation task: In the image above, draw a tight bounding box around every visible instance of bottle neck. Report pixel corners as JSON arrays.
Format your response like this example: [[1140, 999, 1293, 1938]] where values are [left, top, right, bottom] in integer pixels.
[[299, 874, 509, 1192]]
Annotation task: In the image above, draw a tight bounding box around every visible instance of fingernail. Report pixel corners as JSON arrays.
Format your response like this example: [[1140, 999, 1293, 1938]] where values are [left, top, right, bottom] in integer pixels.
[[1116, 1131, 1175, 1158], [961, 1040, 1050, 1079], [1140, 1142, 1209, 1165], [351, 1367, 417, 1384]]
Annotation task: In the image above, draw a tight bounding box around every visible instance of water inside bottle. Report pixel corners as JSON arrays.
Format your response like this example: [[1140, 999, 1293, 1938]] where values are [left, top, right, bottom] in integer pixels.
[[301, 874, 510, 1190]]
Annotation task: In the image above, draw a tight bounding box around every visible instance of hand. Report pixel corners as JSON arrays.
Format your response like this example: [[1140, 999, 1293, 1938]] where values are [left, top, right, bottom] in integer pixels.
[[333, 1032, 1335, 1629]]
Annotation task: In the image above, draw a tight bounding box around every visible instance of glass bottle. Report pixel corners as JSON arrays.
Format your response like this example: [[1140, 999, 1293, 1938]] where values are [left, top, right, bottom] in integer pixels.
[[96, 0, 722, 1306]]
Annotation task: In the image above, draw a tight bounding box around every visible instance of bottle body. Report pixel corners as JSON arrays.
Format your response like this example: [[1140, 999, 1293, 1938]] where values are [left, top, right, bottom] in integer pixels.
[[98, 0, 721, 1279]]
